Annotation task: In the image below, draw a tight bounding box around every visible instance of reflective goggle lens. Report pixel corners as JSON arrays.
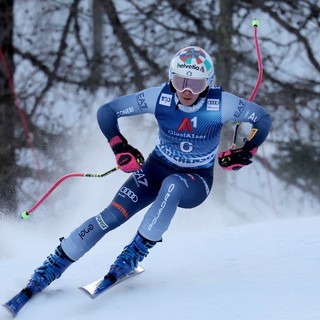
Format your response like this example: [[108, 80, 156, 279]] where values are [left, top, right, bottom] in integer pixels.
[[172, 74, 207, 94]]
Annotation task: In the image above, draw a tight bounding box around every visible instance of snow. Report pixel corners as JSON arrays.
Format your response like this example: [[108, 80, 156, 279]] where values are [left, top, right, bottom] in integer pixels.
[[1, 212, 320, 319], [1, 117, 320, 319]]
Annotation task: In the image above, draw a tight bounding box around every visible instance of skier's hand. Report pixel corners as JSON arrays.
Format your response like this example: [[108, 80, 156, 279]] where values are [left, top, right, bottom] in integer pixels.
[[109, 136, 144, 173], [218, 147, 257, 171]]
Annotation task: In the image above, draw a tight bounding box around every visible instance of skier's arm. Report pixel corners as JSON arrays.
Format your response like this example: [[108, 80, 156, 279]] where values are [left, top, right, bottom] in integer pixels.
[[97, 86, 161, 141], [219, 92, 272, 170], [221, 91, 272, 150], [96, 86, 162, 172]]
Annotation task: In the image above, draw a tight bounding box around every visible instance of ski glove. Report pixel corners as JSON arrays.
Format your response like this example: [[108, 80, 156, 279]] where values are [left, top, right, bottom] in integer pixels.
[[218, 147, 258, 171], [109, 136, 144, 173]]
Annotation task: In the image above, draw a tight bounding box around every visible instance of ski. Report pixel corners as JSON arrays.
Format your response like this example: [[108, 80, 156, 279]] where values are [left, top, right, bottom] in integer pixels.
[[3, 288, 33, 318], [3, 266, 144, 317], [79, 265, 144, 299]]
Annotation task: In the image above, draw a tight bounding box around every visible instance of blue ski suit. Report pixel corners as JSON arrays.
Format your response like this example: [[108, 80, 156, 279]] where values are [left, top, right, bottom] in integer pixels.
[[61, 83, 272, 261]]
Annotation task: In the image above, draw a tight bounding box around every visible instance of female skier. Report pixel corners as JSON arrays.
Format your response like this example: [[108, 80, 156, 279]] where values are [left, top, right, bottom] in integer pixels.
[[11, 46, 272, 300]]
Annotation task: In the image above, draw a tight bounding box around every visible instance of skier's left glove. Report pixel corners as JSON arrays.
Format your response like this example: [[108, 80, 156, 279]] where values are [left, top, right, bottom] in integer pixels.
[[218, 147, 258, 171], [109, 135, 144, 173]]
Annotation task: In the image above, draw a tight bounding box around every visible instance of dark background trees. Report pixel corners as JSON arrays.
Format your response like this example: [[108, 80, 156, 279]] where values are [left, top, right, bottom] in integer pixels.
[[0, 0, 19, 213], [0, 0, 319, 216]]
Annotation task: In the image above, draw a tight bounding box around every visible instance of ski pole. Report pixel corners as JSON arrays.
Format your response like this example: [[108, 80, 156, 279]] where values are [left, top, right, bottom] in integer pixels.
[[21, 166, 118, 219], [231, 18, 263, 148]]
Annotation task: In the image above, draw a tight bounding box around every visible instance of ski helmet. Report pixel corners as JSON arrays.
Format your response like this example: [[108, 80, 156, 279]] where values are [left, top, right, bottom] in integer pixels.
[[169, 46, 215, 94]]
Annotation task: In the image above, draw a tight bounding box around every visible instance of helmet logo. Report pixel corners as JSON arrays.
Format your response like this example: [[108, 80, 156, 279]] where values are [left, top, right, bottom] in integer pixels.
[[178, 47, 212, 73], [169, 46, 214, 86]]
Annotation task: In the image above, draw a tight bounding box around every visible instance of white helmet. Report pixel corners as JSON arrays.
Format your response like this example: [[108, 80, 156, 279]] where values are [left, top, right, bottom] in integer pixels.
[[169, 46, 215, 90]]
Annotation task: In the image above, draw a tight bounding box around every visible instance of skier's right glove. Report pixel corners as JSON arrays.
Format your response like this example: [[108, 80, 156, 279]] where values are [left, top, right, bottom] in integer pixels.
[[109, 135, 144, 173]]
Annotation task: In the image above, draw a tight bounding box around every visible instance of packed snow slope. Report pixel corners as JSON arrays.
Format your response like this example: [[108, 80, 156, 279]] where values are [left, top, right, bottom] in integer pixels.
[[1, 208, 320, 320]]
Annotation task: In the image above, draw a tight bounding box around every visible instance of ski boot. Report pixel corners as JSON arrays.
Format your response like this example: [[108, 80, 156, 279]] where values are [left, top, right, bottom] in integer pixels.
[[107, 233, 156, 282], [25, 244, 74, 296]]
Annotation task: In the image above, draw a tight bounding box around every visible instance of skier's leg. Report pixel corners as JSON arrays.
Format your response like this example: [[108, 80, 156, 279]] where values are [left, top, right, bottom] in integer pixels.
[[138, 172, 212, 241], [25, 244, 74, 295], [107, 172, 212, 280], [107, 232, 157, 282], [26, 163, 157, 294], [60, 167, 157, 262]]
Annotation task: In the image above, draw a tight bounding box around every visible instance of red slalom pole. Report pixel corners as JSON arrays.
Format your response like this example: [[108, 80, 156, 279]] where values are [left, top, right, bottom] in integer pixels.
[[21, 167, 118, 219], [232, 19, 263, 148], [248, 20, 263, 101]]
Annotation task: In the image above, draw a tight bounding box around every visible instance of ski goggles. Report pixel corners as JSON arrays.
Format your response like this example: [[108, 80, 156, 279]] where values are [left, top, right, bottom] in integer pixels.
[[171, 74, 207, 95]]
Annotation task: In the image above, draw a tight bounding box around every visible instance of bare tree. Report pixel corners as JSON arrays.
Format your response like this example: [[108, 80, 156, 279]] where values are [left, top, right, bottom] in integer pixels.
[[0, 0, 19, 213], [237, 0, 320, 198]]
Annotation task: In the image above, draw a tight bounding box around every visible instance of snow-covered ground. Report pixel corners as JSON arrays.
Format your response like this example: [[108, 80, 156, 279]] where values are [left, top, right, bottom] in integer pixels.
[[1, 117, 320, 319], [1, 211, 320, 320]]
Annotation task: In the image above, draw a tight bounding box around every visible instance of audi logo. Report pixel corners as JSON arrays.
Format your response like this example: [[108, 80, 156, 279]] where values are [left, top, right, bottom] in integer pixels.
[[120, 187, 138, 202]]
